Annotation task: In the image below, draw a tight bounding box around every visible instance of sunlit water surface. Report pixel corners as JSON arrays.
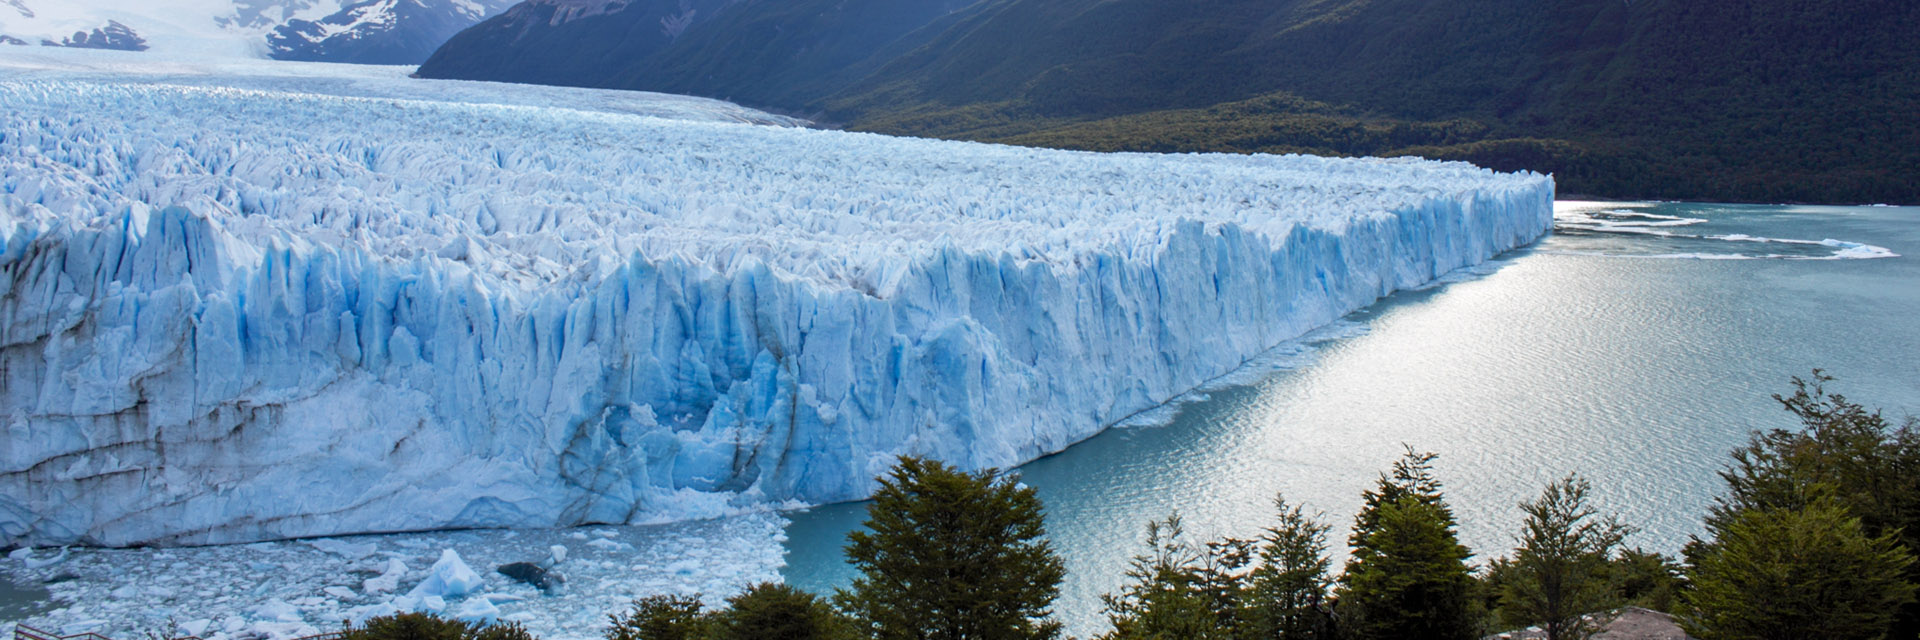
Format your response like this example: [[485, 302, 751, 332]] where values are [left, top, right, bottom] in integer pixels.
[[783, 201, 1920, 637]]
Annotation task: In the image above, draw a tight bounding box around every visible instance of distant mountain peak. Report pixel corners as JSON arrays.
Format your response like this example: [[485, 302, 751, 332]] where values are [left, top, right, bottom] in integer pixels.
[[42, 19, 148, 51], [220, 0, 327, 29], [0, 0, 505, 65], [268, 0, 515, 64]]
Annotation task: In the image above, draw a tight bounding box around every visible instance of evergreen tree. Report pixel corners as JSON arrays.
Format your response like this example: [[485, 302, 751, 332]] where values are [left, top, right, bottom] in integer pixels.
[[1246, 495, 1333, 640], [606, 595, 711, 640], [1336, 447, 1479, 640], [1099, 515, 1234, 640], [1681, 498, 1915, 640], [838, 456, 1066, 640], [1494, 474, 1631, 640]]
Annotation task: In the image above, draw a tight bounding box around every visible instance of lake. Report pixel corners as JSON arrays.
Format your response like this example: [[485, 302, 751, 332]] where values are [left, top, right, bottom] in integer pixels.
[[780, 201, 1920, 637]]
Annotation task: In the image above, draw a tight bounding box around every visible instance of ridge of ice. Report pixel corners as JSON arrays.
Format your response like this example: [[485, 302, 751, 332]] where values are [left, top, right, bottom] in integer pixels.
[[0, 64, 1553, 546]]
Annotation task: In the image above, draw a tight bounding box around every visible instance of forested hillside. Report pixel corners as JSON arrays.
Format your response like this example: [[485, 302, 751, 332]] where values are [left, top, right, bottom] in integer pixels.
[[419, 0, 1920, 204]]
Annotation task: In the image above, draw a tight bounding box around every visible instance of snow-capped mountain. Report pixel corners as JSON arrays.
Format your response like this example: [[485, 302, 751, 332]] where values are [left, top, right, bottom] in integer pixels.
[[269, 0, 516, 64], [0, 0, 509, 63]]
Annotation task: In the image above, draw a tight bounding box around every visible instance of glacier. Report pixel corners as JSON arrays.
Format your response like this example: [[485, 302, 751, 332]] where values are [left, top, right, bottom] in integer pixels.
[[0, 58, 1553, 547]]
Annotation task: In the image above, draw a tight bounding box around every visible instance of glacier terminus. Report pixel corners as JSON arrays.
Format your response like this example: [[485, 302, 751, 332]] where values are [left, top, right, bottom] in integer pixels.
[[0, 56, 1553, 547]]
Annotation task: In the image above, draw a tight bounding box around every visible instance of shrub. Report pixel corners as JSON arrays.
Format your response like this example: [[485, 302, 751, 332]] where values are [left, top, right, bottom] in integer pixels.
[[711, 583, 848, 640], [606, 595, 710, 640], [344, 612, 535, 640], [1681, 498, 1915, 640]]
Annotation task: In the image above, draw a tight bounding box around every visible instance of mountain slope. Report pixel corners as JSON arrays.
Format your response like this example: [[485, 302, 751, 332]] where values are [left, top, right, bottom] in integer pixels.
[[416, 0, 974, 108], [420, 0, 1920, 203], [827, 0, 1920, 203]]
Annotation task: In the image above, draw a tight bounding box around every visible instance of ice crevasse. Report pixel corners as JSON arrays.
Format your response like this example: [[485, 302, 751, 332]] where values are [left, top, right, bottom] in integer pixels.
[[0, 79, 1553, 546]]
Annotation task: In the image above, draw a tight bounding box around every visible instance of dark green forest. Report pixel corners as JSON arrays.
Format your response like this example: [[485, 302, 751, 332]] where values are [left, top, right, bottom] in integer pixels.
[[828, 0, 1920, 204], [422, 0, 1920, 204]]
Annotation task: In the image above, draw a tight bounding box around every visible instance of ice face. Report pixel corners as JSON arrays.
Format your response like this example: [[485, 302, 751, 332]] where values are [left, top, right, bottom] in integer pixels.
[[0, 65, 1552, 547]]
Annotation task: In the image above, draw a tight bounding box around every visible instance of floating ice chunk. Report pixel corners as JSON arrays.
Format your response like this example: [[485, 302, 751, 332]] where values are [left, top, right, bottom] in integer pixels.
[[323, 586, 356, 600], [249, 621, 320, 640], [181, 619, 212, 637], [16, 547, 69, 568], [407, 550, 483, 600], [363, 558, 408, 594], [62, 621, 107, 635], [455, 598, 500, 625], [664, 559, 699, 576], [548, 545, 567, 564], [250, 599, 302, 623], [585, 539, 631, 552], [345, 602, 401, 626]]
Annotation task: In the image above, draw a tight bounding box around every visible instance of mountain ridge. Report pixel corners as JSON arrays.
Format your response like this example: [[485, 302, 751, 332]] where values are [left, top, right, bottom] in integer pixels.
[[421, 0, 1920, 203], [0, 0, 508, 63]]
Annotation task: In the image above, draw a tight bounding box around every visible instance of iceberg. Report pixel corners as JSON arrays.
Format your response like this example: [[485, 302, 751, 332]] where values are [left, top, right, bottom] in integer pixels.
[[408, 549, 485, 600], [0, 71, 1552, 547]]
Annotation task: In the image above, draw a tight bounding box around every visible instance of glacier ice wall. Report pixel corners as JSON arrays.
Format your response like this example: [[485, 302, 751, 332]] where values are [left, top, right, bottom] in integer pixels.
[[0, 78, 1552, 546]]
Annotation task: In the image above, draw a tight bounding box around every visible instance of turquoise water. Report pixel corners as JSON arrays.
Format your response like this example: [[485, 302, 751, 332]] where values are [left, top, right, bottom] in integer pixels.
[[0, 578, 51, 621], [781, 201, 1920, 636]]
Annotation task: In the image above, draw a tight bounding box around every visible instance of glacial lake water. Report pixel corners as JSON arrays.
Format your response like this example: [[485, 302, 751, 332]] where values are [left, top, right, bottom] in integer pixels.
[[781, 201, 1920, 637]]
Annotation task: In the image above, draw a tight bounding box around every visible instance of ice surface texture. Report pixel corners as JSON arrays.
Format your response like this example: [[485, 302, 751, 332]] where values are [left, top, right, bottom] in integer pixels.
[[0, 75, 1551, 546]]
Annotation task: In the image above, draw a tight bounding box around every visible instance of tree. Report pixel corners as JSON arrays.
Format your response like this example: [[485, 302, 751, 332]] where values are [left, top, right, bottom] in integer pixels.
[[1493, 474, 1632, 640], [1712, 371, 1920, 537], [1681, 498, 1915, 640], [344, 613, 536, 640], [838, 456, 1066, 640], [606, 595, 710, 640], [1609, 548, 1683, 614], [1099, 515, 1236, 640], [711, 583, 849, 640], [1703, 371, 1920, 636], [1336, 447, 1479, 640], [1245, 495, 1333, 639]]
